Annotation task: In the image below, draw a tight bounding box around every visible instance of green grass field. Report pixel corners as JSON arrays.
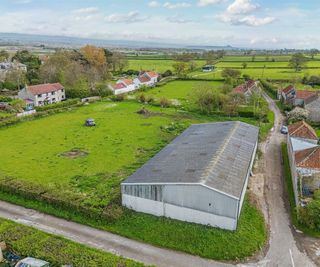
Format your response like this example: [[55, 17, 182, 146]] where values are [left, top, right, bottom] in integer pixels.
[[0, 218, 145, 267], [140, 80, 224, 102], [0, 95, 269, 260], [128, 59, 206, 73]]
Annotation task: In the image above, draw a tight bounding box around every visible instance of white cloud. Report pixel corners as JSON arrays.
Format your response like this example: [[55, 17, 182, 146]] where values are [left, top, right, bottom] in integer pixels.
[[197, 0, 225, 7], [72, 7, 99, 15], [148, 1, 160, 7], [226, 0, 258, 15], [218, 0, 274, 27], [105, 11, 147, 24], [163, 2, 191, 9], [11, 0, 32, 4], [166, 15, 193, 23]]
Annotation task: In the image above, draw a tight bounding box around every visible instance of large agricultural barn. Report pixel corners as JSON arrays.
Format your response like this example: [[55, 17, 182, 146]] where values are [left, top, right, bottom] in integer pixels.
[[121, 121, 259, 231]]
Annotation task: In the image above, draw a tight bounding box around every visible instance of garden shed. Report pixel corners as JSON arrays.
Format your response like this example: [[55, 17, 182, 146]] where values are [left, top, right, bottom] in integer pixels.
[[121, 121, 259, 230]]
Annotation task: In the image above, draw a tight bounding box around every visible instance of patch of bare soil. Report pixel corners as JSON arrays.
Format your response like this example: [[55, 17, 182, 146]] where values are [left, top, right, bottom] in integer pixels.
[[136, 108, 163, 117], [61, 149, 88, 159]]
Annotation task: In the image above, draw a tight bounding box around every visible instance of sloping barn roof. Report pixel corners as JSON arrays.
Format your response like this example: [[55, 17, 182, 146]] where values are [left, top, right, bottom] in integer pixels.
[[122, 121, 259, 199]]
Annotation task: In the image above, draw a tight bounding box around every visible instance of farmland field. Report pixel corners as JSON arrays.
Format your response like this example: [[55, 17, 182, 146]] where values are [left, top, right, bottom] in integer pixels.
[[0, 94, 269, 260], [128, 59, 206, 72]]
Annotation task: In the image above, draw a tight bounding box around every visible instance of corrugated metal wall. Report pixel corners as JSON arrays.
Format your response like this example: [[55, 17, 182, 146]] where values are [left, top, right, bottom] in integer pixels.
[[122, 184, 238, 219]]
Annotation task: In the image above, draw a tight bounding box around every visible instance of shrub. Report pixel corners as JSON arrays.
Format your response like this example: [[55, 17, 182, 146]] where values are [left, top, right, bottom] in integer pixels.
[[35, 99, 80, 112], [146, 95, 154, 104], [110, 94, 126, 102], [0, 96, 12, 102], [138, 93, 146, 103], [259, 79, 278, 99], [159, 97, 171, 108], [162, 69, 173, 77]]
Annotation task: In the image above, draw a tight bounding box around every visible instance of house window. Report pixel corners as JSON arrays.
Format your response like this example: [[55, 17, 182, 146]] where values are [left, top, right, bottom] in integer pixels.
[[52, 98, 56, 102], [37, 94, 42, 97], [51, 91, 55, 95], [61, 89, 64, 92], [62, 95, 65, 99]]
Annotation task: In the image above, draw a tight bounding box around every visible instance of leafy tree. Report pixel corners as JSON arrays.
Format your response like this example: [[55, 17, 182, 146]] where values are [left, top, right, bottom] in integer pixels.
[[12, 50, 41, 84], [223, 92, 245, 116], [174, 52, 196, 62], [221, 68, 241, 85], [5, 69, 27, 90], [251, 55, 256, 62], [242, 62, 247, 69], [191, 83, 227, 113], [172, 62, 189, 78], [288, 53, 307, 72], [309, 49, 319, 59], [0, 50, 9, 61]]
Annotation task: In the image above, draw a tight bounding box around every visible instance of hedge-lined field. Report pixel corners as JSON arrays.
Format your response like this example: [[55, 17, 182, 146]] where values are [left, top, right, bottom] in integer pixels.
[[128, 59, 206, 73], [0, 218, 146, 267], [0, 94, 270, 260]]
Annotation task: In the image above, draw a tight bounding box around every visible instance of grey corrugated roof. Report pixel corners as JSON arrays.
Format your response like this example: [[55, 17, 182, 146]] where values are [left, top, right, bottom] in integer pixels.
[[122, 121, 259, 199]]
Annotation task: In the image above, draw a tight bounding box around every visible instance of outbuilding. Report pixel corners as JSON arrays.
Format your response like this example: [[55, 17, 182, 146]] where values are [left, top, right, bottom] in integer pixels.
[[121, 121, 259, 230]]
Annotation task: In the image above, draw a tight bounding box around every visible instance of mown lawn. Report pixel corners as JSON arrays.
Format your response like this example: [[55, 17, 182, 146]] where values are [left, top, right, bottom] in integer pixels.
[[0, 97, 269, 261], [0, 218, 145, 267]]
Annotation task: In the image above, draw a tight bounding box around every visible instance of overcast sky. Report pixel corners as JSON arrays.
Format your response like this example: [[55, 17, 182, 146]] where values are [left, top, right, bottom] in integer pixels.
[[1, 0, 319, 49]]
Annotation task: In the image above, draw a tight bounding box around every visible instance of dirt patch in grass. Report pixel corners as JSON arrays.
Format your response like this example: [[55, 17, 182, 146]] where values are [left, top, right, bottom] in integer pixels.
[[61, 149, 88, 159], [136, 108, 163, 118]]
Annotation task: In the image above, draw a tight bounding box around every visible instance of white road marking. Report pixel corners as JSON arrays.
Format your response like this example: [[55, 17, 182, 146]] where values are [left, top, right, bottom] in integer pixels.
[[289, 249, 295, 267]]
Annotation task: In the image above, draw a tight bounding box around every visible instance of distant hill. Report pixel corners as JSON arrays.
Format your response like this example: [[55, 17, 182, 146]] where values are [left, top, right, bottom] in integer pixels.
[[0, 32, 237, 50]]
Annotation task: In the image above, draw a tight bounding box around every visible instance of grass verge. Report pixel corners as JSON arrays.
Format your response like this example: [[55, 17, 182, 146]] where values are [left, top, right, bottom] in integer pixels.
[[0, 191, 267, 261], [0, 218, 146, 267]]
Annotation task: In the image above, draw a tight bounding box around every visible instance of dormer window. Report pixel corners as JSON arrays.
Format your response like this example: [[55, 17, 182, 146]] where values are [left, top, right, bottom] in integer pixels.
[[51, 91, 55, 95], [37, 94, 42, 97]]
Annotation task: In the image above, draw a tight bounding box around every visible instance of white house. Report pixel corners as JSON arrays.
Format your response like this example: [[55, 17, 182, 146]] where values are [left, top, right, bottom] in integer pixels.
[[109, 79, 136, 95], [110, 71, 160, 95], [18, 83, 66, 108], [287, 121, 320, 204]]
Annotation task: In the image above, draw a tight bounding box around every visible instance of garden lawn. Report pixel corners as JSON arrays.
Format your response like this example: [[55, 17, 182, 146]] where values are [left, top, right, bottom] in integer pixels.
[[0, 218, 145, 267]]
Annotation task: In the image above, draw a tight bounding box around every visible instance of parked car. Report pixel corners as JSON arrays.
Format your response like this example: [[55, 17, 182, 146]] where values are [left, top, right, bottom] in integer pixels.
[[280, 125, 288, 134], [85, 118, 96, 127]]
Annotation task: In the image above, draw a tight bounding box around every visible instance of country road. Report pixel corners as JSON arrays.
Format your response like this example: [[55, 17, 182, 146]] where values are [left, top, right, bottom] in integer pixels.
[[0, 92, 317, 267], [255, 92, 315, 267]]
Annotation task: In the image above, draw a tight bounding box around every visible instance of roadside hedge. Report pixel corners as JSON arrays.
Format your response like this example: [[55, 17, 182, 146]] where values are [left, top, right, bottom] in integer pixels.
[[259, 79, 278, 99]]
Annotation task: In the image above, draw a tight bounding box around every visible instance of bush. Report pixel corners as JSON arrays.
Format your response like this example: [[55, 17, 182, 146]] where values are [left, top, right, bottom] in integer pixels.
[[35, 99, 80, 112], [138, 93, 146, 103], [146, 95, 154, 104], [110, 94, 126, 102], [159, 97, 171, 108], [259, 79, 278, 99], [0, 96, 12, 102], [162, 69, 173, 77]]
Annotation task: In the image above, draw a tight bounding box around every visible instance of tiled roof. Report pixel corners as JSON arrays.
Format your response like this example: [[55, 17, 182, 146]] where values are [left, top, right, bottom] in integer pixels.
[[112, 83, 126, 90], [145, 71, 159, 78], [282, 85, 295, 94], [296, 90, 317, 101], [288, 121, 318, 140], [138, 76, 151, 83], [121, 79, 134, 85], [27, 83, 64, 95], [233, 80, 256, 94], [295, 146, 320, 169]]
